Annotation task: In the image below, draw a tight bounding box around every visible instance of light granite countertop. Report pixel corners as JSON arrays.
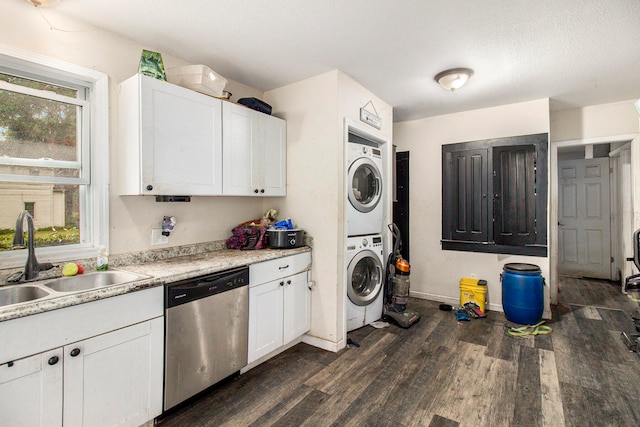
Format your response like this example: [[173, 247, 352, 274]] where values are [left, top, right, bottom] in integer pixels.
[[0, 246, 311, 323]]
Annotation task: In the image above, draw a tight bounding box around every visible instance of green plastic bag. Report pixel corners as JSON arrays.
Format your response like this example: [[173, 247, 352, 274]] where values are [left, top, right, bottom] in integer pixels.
[[139, 49, 166, 81]]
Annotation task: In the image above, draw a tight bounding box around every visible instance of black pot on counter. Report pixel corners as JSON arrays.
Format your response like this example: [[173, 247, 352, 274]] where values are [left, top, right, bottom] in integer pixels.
[[267, 229, 305, 248]]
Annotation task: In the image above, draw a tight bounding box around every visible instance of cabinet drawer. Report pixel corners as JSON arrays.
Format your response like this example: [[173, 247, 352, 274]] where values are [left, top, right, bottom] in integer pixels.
[[0, 286, 163, 365], [249, 252, 311, 287]]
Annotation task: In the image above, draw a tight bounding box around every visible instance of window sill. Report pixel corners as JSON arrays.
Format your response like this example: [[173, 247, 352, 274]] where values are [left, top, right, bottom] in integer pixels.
[[441, 240, 547, 257]]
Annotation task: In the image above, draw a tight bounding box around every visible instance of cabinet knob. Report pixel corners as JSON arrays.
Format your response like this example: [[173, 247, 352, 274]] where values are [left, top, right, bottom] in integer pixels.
[[69, 348, 81, 357], [279, 281, 284, 286], [260, 189, 265, 194], [287, 280, 291, 285], [146, 185, 154, 191], [254, 189, 259, 194], [48, 356, 59, 366]]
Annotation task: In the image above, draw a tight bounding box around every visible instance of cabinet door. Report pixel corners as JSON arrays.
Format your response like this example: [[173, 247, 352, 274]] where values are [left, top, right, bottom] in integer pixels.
[[248, 280, 284, 363], [0, 349, 63, 427], [223, 102, 287, 196], [139, 75, 223, 195], [261, 114, 287, 196], [63, 317, 164, 427], [283, 272, 310, 344], [222, 102, 260, 195]]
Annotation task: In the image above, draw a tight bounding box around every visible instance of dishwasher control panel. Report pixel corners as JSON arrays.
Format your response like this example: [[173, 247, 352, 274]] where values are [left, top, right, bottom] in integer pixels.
[[165, 266, 249, 308]]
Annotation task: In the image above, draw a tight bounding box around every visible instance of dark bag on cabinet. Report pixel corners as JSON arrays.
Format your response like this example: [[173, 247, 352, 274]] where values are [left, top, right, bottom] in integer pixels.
[[237, 97, 272, 115]]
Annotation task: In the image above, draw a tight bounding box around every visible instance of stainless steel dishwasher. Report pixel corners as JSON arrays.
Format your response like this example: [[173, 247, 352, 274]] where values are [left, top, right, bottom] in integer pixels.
[[164, 266, 249, 411]]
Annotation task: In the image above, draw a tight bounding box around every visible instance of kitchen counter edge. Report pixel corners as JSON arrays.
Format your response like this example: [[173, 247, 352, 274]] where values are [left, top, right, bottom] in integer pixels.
[[0, 247, 311, 323]]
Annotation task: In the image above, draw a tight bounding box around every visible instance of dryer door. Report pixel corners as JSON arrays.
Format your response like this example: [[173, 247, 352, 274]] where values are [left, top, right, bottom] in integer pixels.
[[348, 157, 382, 213], [347, 249, 383, 306]]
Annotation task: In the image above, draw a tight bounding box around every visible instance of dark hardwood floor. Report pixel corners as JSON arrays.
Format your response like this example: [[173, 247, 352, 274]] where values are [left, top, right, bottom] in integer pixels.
[[157, 276, 640, 427]]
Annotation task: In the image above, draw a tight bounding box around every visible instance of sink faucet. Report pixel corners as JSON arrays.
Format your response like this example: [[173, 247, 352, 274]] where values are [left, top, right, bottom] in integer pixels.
[[12, 211, 54, 281]]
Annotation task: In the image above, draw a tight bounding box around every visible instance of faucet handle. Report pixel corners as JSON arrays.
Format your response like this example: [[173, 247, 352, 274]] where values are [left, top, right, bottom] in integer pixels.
[[39, 262, 55, 272], [6, 271, 24, 283]]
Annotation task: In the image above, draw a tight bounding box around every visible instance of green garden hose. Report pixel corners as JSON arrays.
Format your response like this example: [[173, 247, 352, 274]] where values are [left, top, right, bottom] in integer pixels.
[[507, 321, 552, 337]]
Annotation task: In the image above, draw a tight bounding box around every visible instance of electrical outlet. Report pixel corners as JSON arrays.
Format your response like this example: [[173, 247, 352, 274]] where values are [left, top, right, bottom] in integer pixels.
[[151, 228, 168, 245]]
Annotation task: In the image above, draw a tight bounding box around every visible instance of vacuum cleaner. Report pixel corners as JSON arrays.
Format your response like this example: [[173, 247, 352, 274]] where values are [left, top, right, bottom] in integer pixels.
[[383, 223, 420, 328]]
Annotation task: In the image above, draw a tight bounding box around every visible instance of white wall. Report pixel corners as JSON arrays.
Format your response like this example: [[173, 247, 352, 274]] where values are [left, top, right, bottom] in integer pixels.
[[265, 70, 392, 350], [550, 100, 639, 142], [2, 1, 268, 256], [393, 99, 551, 315], [264, 71, 341, 347]]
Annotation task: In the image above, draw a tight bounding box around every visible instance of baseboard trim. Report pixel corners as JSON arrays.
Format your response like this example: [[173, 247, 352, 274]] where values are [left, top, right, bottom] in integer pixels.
[[409, 290, 503, 312], [410, 291, 551, 319], [301, 334, 342, 352]]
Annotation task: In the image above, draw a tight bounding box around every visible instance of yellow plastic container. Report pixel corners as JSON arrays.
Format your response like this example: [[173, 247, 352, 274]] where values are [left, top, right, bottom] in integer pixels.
[[459, 278, 487, 313]]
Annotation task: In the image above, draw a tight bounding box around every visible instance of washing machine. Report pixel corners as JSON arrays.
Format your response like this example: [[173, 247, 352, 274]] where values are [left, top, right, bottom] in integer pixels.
[[347, 141, 384, 237], [346, 234, 385, 332]]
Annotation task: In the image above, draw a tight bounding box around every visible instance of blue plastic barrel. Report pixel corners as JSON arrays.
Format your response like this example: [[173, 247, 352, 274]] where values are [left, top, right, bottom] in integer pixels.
[[501, 263, 544, 325]]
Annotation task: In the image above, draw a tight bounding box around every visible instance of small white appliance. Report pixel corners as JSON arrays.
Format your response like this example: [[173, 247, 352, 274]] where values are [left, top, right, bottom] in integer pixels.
[[346, 234, 384, 332], [346, 141, 385, 236]]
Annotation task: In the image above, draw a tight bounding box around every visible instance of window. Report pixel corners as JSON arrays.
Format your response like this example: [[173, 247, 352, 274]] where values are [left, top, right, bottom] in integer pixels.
[[0, 47, 108, 267], [24, 202, 35, 219], [442, 133, 548, 256]]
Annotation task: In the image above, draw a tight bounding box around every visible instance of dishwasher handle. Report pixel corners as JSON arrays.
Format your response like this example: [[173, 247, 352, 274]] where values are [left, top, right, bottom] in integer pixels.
[[166, 267, 249, 308]]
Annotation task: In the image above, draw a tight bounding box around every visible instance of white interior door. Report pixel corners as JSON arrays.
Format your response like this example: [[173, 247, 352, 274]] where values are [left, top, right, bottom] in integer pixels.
[[558, 157, 612, 279]]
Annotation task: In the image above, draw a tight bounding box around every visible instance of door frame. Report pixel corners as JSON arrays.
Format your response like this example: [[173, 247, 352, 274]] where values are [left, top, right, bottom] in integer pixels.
[[550, 134, 637, 304]]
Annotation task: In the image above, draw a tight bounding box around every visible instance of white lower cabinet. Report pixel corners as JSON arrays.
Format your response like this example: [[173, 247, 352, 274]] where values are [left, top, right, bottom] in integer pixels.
[[0, 348, 62, 427], [0, 286, 164, 427], [64, 317, 164, 427], [248, 253, 311, 364], [0, 317, 163, 427]]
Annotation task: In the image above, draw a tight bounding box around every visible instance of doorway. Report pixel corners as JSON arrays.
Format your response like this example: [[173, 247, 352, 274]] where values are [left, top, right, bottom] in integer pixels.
[[393, 151, 409, 261], [550, 135, 636, 304]]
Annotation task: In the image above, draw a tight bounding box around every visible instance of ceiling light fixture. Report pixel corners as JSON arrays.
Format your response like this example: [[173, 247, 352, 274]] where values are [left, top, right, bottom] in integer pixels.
[[434, 68, 474, 91]]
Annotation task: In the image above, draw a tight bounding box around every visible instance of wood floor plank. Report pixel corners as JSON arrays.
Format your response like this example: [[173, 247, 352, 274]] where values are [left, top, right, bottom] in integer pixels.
[[158, 349, 326, 426], [559, 380, 622, 427], [329, 310, 447, 426], [599, 361, 640, 423], [550, 306, 604, 390], [538, 348, 565, 427], [304, 332, 397, 394], [580, 306, 602, 320], [485, 319, 520, 361], [267, 388, 330, 427], [413, 341, 518, 426], [383, 343, 457, 426], [512, 346, 542, 427], [429, 414, 460, 427], [330, 341, 445, 427]]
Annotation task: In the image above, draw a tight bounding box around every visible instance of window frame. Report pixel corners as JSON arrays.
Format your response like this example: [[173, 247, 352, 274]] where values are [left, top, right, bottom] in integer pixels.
[[0, 44, 108, 268], [441, 133, 548, 257]]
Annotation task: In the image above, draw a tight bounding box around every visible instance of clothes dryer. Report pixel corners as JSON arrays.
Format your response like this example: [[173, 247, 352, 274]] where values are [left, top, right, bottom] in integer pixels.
[[346, 234, 384, 332], [347, 141, 384, 236]]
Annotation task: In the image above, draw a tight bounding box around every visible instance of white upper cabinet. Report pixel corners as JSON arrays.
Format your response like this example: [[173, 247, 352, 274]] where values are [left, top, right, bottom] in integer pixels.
[[119, 74, 223, 196], [222, 102, 286, 196]]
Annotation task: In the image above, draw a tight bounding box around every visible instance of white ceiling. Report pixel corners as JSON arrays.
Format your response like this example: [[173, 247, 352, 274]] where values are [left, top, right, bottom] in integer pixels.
[[52, 0, 640, 122]]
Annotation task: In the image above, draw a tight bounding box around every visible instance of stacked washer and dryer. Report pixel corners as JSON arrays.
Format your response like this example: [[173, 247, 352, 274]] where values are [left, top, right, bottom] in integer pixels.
[[346, 129, 387, 332]]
